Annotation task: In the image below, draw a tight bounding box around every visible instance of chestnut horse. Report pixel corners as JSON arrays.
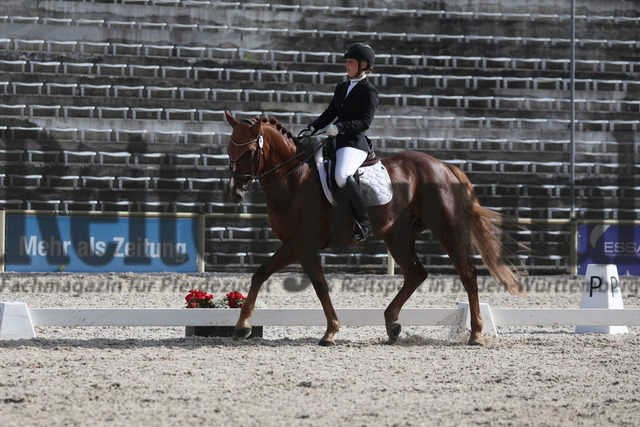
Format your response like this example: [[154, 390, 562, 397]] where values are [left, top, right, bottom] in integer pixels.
[[225, 111, 525, 346]]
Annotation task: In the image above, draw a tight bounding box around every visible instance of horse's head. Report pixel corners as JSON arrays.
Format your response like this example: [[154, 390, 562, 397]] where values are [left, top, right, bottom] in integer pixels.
[[225, 110, 264, 203]]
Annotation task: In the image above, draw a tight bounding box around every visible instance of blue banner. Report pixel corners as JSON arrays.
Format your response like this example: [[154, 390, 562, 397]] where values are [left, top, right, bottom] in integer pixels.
[[6, 215, 199, 272], [578, 224, 640, 275]]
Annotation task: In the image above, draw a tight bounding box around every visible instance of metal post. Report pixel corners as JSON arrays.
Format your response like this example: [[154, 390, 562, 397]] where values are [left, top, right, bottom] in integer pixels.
[[197, 214, 206, 273], [0, 210, 5, 272], [569, 219, 578, 275], [569, 0, 578, 275]]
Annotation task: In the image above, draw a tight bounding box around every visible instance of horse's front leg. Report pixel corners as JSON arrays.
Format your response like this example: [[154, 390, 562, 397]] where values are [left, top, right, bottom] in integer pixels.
[[300, 250, 340, 346], [233, 244, 297, 341]]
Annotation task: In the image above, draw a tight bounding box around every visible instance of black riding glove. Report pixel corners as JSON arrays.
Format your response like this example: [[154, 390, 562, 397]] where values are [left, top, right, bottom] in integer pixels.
[[298, 125, 315, 138]]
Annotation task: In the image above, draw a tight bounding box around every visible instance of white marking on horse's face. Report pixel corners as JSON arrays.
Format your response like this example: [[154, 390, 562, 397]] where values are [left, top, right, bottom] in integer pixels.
[[227, 176, 247, 203]]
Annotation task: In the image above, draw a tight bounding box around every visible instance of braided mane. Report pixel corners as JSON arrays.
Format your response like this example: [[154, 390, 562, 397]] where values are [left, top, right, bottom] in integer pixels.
[[253, 116, 295, 140]]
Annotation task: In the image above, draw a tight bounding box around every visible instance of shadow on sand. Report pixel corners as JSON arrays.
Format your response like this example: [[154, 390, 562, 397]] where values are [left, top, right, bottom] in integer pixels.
[[0, 334, 467, 350]]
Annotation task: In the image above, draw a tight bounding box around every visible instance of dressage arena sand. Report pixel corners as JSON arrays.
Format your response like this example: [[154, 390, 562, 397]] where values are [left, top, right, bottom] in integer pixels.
[[1, 272, 640, 426]]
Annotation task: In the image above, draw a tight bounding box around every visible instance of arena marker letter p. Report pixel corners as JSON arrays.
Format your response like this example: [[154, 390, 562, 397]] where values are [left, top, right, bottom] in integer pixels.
[[576, 264, 628, 334]]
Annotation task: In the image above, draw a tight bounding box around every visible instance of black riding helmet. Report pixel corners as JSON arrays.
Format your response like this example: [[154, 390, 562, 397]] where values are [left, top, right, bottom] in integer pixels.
[[343, 42, 375, 69]]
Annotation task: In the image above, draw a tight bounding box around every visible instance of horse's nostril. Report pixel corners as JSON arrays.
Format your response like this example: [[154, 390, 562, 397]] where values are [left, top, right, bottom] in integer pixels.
[[227, 187, 244, 203]]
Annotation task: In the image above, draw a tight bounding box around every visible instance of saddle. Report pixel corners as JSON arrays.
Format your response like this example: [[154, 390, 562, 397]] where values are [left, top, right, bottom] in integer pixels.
[[315, 137, 393, 207]]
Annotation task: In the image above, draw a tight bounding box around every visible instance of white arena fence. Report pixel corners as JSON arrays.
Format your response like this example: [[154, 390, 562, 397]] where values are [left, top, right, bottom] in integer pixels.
[[2, 303, 640, 340]]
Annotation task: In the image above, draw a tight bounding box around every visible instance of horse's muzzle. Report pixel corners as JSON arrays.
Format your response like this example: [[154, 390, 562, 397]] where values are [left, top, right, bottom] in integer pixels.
[[227, 179, 246, 203]]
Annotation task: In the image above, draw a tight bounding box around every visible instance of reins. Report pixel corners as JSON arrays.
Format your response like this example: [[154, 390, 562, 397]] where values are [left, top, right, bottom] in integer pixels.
[[228, 127, 326, 188], [259, 134, 325, 188]]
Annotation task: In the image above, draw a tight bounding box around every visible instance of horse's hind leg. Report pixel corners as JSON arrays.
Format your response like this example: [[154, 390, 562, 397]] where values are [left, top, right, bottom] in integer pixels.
[[382, 229, 428, 344], [458, 263, 483, 346], [439, 234, 484, 346]]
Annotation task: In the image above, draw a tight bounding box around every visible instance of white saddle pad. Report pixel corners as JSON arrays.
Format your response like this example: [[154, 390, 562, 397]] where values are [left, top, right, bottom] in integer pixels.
[[318, 160, 393, 207]]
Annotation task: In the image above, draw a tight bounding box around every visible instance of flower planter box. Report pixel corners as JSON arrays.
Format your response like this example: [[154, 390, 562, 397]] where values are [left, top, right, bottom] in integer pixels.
[[185, 326, 263, 338], [184, 290, 259, 338]]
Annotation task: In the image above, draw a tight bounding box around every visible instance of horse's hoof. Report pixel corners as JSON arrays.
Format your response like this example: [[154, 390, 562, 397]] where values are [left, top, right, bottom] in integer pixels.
[[318, 339, 336, 347], [386, 323, 402, 344], [233, 327, 252, 341], [468, 339, 485, 347]]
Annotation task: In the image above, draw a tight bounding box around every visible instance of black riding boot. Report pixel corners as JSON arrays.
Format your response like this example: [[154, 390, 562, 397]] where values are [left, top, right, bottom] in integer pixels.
[[342, 176, 372, 242]]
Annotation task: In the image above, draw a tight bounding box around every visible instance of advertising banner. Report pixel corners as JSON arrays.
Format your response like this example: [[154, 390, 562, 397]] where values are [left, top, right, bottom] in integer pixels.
[[5, 214, 199, 272], [578, 224, 640, 275]]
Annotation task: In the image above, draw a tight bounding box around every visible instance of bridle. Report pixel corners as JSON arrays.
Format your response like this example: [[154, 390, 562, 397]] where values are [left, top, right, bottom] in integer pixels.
[[228, 132, 264, 181], [227, 126, 325, 187]]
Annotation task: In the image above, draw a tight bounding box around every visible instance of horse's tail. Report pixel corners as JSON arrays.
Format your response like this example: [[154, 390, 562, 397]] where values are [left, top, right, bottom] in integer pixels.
[[446, 164, 528, 296]]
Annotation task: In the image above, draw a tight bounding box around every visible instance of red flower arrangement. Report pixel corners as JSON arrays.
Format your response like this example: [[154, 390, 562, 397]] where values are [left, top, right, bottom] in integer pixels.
[[225, 291, 246, 308], [185, 289, 215, 308], [185, 289, 247, 309]]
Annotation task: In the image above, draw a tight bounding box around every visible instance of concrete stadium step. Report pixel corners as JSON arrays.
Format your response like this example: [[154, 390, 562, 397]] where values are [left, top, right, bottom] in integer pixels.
[[12, 0, 640, 39]]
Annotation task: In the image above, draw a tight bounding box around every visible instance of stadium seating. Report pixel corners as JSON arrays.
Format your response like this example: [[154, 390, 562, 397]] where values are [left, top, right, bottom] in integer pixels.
[[0, 0, 638, 273]]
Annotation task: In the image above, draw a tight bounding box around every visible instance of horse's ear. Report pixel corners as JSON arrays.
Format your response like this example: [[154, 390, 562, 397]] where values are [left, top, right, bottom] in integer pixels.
[[249, 119, 262, 136], [224, 110, 238, 127]]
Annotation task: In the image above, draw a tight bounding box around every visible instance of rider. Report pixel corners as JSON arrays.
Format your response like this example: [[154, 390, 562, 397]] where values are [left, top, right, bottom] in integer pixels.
[[301, 42, 379, 242]]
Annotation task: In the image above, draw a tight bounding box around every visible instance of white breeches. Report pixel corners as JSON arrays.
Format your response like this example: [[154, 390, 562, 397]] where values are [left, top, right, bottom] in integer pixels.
[[334, 146, 368, 188]]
